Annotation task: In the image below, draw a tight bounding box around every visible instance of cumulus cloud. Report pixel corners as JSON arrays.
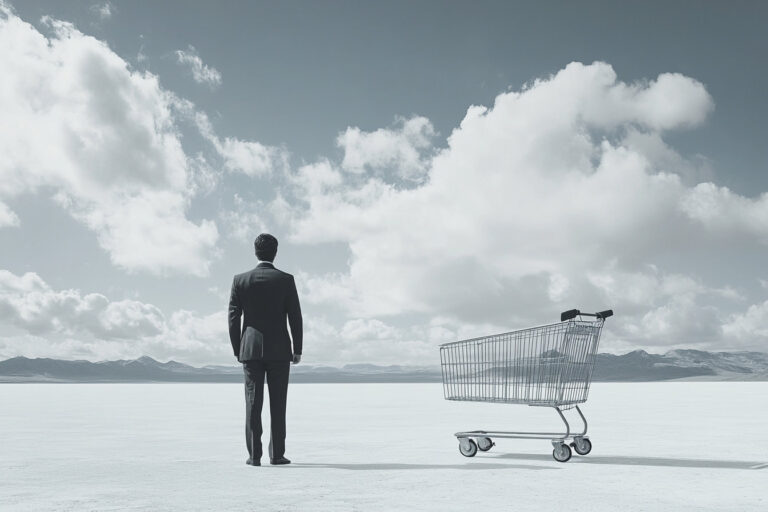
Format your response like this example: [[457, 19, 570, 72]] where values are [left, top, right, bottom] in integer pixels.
[[2, 19, 765, 364], [298, 316, 445, 366], [0, 6, 220, 276], [279, 61, 768, 352], [0, 269, 234, 365], [192, 109, 286, 176], [288, 160, 344, 199], [337, 116, 435, 181], [294, 313, 527, 366], [680, 183, 768, 242], [174, 45, 222, 89], [0, 270, 164, 339], [723, 301, 768, 344], [0, 266, 419, 365], [144, 309, 228, 363]]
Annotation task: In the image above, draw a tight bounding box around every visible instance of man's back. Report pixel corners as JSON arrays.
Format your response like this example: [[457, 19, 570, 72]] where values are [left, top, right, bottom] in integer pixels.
[[228, 262, 302, 361], [231, 234, 301, 466]]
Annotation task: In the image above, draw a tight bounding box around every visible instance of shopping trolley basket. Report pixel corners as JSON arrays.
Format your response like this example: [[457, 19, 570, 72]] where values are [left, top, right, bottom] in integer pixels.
[[439, 308, 613, 462]]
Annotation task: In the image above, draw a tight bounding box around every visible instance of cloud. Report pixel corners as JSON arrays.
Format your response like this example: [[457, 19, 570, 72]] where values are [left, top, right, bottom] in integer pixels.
[[0, 268, 233, 365], [0, 265, 499, 366], [1, 16, 764, 365], [297, 315, 445, 366], [291, 160, 343, 196], [89, 2, 113, 21], [136, 34, 147, 64], [278, 61, 768, 352], [337, 116, 435, 181], [295, 270, 356, 309], [680, 183, 768, 242], [145, 309, 229, 363], [0, 6, 219, 276], [0, 200, 19, 227], [723, 300, 768, 344], [0, 269, 164, 339], [174, 45, 222, 89], [192, 109, 286, 176], [218, 193, 270, 240], [295, 314, 519, 366]]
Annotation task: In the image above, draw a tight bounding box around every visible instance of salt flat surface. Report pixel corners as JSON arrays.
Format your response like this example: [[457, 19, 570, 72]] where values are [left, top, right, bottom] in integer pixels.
[[1, 382, 765, 511]]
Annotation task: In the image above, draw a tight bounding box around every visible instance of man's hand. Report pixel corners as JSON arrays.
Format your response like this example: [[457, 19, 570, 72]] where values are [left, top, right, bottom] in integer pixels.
[[292, 354, 301, 365]]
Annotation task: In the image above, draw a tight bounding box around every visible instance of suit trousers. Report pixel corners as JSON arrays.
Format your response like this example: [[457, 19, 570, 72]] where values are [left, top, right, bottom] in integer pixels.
[[243, 360, 290, 460]]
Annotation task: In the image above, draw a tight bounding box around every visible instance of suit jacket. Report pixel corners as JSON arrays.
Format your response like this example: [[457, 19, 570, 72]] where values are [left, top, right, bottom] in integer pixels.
[[228, 262, 303, 362]]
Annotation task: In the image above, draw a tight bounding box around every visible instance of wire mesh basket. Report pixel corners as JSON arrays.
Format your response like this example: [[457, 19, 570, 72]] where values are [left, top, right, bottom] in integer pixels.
[[439, 308, 613, 462], [440, 318, 605, 408]]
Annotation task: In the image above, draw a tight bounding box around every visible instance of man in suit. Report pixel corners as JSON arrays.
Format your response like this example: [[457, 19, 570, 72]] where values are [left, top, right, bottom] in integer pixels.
[[228, 233, 302, 466]]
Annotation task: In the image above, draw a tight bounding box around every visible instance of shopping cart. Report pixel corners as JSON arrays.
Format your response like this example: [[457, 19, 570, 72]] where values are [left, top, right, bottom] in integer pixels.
[[439, 308, 613, 462]]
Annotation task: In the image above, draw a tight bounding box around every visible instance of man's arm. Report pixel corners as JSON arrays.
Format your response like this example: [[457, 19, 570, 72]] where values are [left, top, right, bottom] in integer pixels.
[[228, 276, 242, 359], [287, 275, 303, 358]]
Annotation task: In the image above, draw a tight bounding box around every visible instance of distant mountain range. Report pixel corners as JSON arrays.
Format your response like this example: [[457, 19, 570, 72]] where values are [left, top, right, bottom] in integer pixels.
[[593, 349, 768, 381], [1, 350, 767, 383]]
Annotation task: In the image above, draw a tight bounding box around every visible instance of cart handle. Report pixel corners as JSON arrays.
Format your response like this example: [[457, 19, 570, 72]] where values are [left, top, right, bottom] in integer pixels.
[[561, 309, 613, 321]]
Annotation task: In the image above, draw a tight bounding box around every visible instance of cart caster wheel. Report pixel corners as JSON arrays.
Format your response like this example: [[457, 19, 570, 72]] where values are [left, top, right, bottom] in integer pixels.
[[571, 437, 592, 455], [477, 437, 494, 452], [458, 438, 478, 457], [552, 443, 572, 462]]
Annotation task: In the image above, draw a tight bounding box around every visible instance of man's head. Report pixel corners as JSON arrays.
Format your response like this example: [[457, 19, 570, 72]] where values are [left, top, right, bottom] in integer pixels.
[[254, 233, 278, 262]]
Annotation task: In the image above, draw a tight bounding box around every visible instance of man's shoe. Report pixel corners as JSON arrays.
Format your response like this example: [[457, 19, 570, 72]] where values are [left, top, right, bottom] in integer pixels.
[[270, 456, 291, 465], [246, 457, 261, 466]]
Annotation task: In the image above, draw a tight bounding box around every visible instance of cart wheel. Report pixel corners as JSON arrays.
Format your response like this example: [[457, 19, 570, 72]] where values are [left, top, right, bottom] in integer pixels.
[[571, 437, 592, 455], [476, 437, 494, 452], [552, 443, 572, 463], [458, 438, 478, 457]]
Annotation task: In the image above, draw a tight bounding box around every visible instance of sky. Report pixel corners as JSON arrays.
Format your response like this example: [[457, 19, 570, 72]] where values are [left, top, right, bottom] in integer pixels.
[[0, 0, 766, 366]]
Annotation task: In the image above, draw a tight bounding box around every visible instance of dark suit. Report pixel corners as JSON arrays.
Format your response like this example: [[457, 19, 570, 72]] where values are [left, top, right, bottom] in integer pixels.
[[228, 261, 302, 461]]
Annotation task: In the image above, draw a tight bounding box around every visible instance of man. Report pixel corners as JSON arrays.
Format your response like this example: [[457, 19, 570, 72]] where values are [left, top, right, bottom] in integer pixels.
[[228, 233, 302, 466]]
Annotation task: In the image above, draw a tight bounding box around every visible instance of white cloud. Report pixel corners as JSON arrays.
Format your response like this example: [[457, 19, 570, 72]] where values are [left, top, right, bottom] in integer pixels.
[[0, 333, 135, 362], [0, 200, 19, 227], [592, 268, 731, 348], [90, 2, 113, 21], [1, 18, 765, 365], [174, 45, 222, 89], [218, 193, 270, 240], [207, 286, 229, 301], [337, 116, 435, 181], [723, 300, 768, 344], [680, 183, 768, 242], [192, 109, 285, 177], [280, 61, 768, 352], [0, 270, 164, 339], [297, 314, 519, 366], [136, 35, 147, 64], [0, 268, 234, 365], [298, 315, 447, 366], [145, 309, 228, 363], [0, 6, 219, 276], [291, 160, 344, 196], [296, 270, 355, 308]]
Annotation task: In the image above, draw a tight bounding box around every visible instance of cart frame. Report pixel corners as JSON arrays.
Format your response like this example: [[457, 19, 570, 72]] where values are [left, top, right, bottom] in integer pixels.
[[440, 308, 612, 462]]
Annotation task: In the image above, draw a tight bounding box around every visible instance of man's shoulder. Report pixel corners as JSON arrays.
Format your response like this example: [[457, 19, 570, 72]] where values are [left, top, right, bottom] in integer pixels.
[[272, 268, 295, 284], [233, 267, 294, 280], [232, 270, 249, 281], [274, 268, 294, 279]]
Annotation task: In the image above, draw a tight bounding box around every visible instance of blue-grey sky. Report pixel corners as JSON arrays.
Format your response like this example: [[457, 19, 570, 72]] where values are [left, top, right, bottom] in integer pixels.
[[0, 0, 766, 365]]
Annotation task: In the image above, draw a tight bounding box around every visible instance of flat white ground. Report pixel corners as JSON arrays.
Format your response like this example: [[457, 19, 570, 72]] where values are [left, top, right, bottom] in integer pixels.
[[1, 382, 765, 511]]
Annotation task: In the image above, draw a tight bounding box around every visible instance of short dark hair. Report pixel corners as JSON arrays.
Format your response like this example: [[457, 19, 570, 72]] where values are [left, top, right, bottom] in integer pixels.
[[254, 233, 278, 261]]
